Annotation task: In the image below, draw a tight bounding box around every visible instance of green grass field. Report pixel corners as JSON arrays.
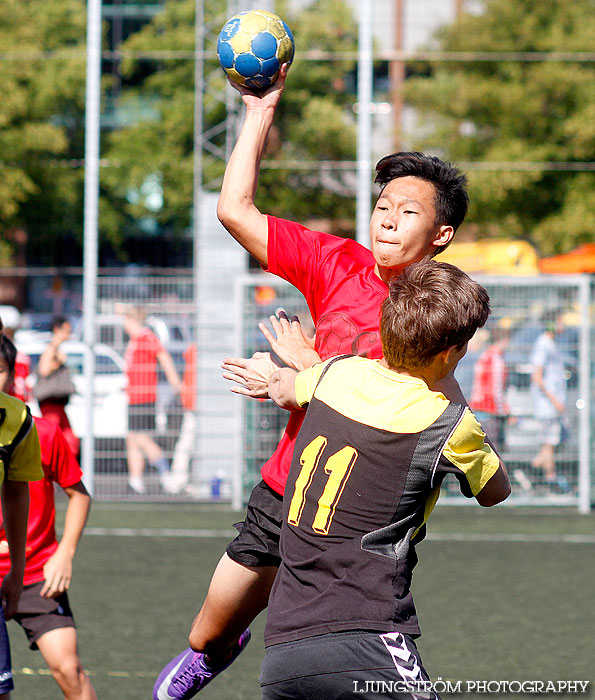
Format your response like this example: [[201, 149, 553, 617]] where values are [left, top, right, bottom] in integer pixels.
[[8, 502, 594, 699]]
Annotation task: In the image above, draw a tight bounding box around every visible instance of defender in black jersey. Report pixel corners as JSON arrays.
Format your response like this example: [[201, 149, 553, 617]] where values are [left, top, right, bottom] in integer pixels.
[[261, 260, 510, 700]]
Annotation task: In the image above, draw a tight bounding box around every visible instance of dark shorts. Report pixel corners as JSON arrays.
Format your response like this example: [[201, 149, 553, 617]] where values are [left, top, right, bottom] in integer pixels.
[[128, 402, 157, 432], [261, 630, 439, 700], [0, 606, 13, 693], [225, 480, 283, 568], [13, 581, 76, 650]]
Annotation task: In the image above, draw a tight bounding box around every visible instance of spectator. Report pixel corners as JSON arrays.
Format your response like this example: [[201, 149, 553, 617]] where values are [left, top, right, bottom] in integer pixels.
[[35, 316, 79, 460], [530, 316, 571, 494], [470, 324, 511, 452], [122, 306, 182, 495], [0, 335, 97, 700], [0, 307, 30, 403]]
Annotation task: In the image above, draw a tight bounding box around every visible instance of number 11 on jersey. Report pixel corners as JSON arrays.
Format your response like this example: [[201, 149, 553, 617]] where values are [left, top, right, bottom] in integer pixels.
[[288, 435, 359, 535]]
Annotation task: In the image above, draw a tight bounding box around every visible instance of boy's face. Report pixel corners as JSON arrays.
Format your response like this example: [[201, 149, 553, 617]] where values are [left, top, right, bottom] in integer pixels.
[[369, 176, 454, 283], [0, 357, 13, 393]]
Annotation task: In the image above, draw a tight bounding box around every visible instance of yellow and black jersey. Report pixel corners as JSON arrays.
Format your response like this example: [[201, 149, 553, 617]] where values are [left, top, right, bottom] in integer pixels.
[[0, 393, 43, 485], [265, 356, 500, 647]]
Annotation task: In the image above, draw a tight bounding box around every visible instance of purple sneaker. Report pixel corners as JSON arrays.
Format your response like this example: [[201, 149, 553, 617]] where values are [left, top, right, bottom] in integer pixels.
[[153, 629, 251, 700]]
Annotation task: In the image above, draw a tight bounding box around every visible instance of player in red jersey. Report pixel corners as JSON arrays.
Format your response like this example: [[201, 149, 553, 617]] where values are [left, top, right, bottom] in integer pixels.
[[154, 65, 474, 700], [122, 306, 182, 495], [0, 336, 97, 700]]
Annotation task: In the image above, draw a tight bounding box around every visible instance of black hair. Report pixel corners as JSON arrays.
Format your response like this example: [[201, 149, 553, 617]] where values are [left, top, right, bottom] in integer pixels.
[[52, 315, 70, 332], [0, 335, 17, 374], [374, 151, 469, 253]]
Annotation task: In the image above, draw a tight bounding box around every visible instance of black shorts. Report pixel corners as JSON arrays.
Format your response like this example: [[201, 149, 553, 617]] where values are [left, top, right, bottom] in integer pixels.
[[128, 402, 156, 432], [225, 480, 284, 568], [261, 630, 439, 700], [13, 581, 76, 650]]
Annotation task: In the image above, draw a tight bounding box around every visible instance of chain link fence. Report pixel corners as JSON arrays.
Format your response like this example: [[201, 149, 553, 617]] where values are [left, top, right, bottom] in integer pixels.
[[236, 273, 594, 513], [3, 269, 593, 511]]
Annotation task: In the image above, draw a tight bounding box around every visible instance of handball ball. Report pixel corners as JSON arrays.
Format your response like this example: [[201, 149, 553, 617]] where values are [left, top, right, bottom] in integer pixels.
[[217, 10, 295, 91]]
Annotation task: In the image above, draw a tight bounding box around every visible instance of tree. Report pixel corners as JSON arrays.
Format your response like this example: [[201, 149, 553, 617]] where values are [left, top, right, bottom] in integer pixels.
[[0, 0, 87, 265], [404, 0, 594, 255], [101, 0, 360, 253]]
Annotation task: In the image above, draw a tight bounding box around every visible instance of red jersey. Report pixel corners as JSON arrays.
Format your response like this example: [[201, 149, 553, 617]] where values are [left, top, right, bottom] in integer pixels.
[[12, 350, 31, 403], [470, 344, 508, 416], [180, 344, 197, 411], [0, 417, 83, 586], [261, 216, 387, 494], [125, 328, 163, 405]]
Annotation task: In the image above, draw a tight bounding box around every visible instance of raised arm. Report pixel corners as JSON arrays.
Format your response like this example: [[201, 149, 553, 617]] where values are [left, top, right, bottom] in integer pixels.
[[216, 66, 289, 266]]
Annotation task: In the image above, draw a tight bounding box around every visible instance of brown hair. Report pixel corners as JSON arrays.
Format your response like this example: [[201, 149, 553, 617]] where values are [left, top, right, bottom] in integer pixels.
[[124, 305, 147, 324], [380, 259, 490, 369]]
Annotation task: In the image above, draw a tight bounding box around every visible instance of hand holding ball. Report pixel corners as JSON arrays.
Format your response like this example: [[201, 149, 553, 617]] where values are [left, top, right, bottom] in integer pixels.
[[217, 10, 295, 91]]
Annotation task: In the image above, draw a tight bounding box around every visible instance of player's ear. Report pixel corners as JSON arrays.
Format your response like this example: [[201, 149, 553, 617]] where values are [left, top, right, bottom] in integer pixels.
[[432, 225, 454, 249], [441, 345, 460, 368]]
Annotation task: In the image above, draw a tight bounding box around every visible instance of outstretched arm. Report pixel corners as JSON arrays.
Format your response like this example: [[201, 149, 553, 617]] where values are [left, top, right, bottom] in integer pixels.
[[222, 311, 321, 399], [222, 352, 280, 399], [269, 368, 299, 411], [258, 310, 320, 371], [217, 66, 290, 266]]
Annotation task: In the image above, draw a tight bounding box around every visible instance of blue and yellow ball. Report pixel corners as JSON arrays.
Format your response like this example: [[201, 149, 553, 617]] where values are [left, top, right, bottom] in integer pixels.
[[217, 10, 295, 91]]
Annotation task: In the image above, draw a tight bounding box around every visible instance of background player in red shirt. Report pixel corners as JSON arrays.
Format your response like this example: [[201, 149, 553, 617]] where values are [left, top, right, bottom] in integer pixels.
[[154, 64, 475, 700], [164, 343, 197, 495], [122, 306, 182, 495], [0, 336, 97, 700], [470, 325, 511, 452]]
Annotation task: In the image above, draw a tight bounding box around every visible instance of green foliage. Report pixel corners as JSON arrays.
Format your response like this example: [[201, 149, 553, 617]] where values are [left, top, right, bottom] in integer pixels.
[[102, 0, 359, 245], [404, 0, 595, 255], [0, 0, 86, 264]]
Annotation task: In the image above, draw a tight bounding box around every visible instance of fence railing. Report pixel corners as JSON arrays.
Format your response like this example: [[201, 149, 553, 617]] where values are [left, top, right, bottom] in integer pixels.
[[237, 273, 594, 513], [3, 269, 593, 512]]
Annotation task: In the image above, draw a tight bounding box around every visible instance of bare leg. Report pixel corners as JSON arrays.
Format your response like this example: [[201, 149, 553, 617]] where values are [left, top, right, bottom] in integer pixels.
[[134, 432, 165, 464], [533, 442, 556, 480], [189, 553, 277, 665], [126, 433, 146, 480], [36, 627, 97, 700]]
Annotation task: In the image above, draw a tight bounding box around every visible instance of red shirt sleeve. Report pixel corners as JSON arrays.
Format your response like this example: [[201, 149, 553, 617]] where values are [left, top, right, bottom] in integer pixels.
[[265, 216, 375, 323], [41, 419, 83, 488]]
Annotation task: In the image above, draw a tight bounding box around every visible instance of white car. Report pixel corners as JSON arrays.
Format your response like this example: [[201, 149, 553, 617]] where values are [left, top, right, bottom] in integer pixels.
[[17, 338, 128, 439]]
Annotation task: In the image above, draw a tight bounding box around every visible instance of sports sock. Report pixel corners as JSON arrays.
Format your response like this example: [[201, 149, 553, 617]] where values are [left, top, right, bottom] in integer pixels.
[[129, 476, 145, 493], [152, 457, 170, 474]]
